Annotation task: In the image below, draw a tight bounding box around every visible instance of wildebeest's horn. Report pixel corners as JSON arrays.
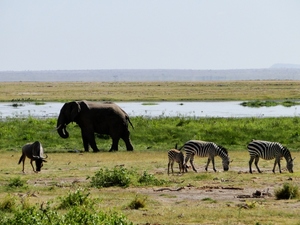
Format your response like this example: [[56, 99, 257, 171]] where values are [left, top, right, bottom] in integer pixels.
[[42, 154, 48, 159]]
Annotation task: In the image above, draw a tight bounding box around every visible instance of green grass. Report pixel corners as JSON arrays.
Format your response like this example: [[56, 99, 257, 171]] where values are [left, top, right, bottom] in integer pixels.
[[1, 116, 300, 152]]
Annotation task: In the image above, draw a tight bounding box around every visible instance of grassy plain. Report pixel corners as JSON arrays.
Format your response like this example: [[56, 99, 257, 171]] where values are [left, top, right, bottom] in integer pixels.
[[1, 151, 300, 225], [1, 80, 300, 101], [1, 81, 300, 224]]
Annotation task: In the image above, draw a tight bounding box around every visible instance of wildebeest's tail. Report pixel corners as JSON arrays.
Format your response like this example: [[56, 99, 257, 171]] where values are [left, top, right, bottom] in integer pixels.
[[18, 154, 25, 164]]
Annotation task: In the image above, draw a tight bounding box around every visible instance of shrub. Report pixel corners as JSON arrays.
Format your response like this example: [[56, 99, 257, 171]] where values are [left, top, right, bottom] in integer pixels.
[[8, 177, 26, 188], [0, 194, 17, 212], [90, 167, 132, 188], [274, 183, 299, 200], [57, 189, 92, 209], [0, 193, 133, 225], [0, 205, 133, 225], [128, 195, 147, 209], [138, 171, 167, 186]]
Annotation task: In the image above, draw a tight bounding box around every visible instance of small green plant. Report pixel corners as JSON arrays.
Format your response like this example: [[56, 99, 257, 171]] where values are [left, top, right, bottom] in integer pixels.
[[57, 189, 92, 209], [128, 195, 147, 209], [0, 194, 17, 212], [201, 197, 217, 203], [138, 171, 167, 186], [274, 183, 300, 200], [90, 167, 132, 188], [8, 177, 26, 188]]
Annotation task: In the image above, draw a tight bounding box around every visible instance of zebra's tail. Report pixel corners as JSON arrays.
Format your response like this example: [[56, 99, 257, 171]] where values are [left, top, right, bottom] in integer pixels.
[[176, 143, 184, 151]]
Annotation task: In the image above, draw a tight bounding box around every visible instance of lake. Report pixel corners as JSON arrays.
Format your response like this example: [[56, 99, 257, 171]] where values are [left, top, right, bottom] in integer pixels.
[[0, 101, 299, 119]]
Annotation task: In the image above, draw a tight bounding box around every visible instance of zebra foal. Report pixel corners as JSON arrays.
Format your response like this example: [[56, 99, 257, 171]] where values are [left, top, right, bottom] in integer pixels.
[[247, 140, 294, 173], [181, 140, 230, 172], [167, 149, 185, 175]]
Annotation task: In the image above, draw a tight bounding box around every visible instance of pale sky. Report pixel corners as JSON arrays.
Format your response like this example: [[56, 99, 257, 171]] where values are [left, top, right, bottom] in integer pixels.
[[1, 0, 300, 71]]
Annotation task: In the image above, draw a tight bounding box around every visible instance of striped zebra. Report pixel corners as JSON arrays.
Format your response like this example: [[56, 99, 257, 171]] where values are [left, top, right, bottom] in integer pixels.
[[167, 149, 185, 175], [247, 140, 294, 173], [181, 140, 230, 172]]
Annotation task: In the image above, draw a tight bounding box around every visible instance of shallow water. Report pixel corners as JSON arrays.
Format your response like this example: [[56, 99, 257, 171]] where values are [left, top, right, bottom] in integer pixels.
[[0, 101, 299, 119]]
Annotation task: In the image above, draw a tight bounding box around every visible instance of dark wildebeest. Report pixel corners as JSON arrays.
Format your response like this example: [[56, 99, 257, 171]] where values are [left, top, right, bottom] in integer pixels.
[[18, 141, 48, 173]]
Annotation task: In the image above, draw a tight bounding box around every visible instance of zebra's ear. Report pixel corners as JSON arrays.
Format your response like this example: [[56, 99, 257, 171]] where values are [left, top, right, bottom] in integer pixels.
[[293, 157, 296, 161], [230, 160, 233, 163]]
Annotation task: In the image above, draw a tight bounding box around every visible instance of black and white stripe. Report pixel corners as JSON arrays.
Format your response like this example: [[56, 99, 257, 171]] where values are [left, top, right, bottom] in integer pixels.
[[247, 140, 294, 173], [167, 149, 184, 175], [182, 140, 230, 172]]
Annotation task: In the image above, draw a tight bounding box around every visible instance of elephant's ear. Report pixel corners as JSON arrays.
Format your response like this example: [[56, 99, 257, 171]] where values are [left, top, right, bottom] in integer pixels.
[[80, 100, 90, 110], [70, 101, 81, 121]]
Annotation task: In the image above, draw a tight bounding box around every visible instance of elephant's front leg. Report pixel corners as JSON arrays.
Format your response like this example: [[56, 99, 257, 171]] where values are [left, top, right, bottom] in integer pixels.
[[81, 130, 99, 152]]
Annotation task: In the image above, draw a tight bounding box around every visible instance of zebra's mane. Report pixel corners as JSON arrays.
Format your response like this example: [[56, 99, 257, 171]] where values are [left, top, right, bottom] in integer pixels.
[[217, 145, 228, 154], [282, 146, 292, 158]]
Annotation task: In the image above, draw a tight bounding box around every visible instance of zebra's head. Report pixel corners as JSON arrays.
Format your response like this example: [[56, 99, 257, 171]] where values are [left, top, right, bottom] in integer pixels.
[[218, 145, 230, 171], [222, 158, 230, 171], [283, 146, 294, 173], [286, 157, 294, 173]]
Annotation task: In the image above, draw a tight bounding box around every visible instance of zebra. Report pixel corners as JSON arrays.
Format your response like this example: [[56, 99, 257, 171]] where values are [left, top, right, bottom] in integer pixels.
[[180, 140, 230, 172], [167, 148, 185, 175], [247, 140, 294, 173]]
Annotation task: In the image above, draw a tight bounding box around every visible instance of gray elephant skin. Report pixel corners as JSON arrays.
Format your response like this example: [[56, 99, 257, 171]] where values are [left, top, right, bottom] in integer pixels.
[[56, 100, 134, 152]]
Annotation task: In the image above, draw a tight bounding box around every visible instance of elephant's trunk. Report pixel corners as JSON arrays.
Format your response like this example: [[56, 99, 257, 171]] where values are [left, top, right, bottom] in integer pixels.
[[57, 124, 69, 138], [57, 115, 69, 138]]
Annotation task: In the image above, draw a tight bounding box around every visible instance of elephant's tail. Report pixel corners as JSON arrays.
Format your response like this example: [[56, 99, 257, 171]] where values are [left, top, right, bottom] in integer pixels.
[[127, 117, 134, 129], [126, 114, 134, 129]]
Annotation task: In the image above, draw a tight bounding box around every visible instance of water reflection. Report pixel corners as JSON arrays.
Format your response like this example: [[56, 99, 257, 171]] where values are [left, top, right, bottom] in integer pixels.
[[0, 101, 299, 119]]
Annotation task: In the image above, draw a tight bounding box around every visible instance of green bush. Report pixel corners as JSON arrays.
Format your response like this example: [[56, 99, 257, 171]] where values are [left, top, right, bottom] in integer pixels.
[[57, 189, 92, 209], [0, 193, 133, 225], [90, 167, 132, 188], [8, 177, 26, 188], [128, 195, 147, 209], [274, 183, 300, 200], [0, 194, 17, 212], [0, 205, 133, 225], [138, 171, 167, 186]]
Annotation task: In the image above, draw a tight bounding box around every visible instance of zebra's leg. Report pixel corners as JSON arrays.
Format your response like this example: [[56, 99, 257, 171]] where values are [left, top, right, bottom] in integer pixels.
[[184, 154, 191, 172], [249, 157, 254, 173], [254, 156, 261, 173], [205, 158, 211, 171], [171, 161, 174, 174], [168, 161, 171, 175], [189, 155, 197, 172], [179, 163, 183, 174], [273, 158, 281, 173], [205, 157, 211, 171], [211, 157, 216, 172]]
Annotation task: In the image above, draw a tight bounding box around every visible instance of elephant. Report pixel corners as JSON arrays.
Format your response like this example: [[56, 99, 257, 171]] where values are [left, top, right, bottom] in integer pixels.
[[56, 100, 134, 152]]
